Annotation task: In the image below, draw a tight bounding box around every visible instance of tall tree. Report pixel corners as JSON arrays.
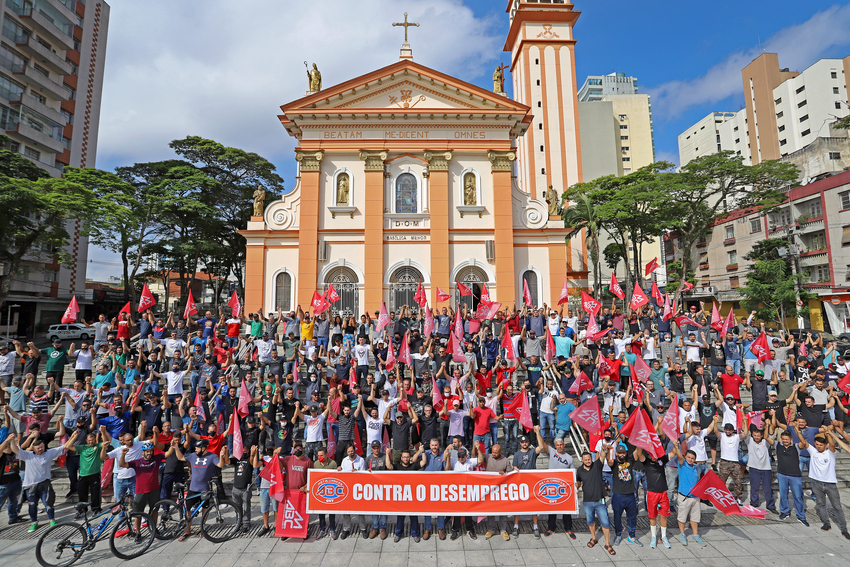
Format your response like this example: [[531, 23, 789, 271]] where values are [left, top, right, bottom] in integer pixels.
[[561, 192, 603, 297], [740, 239, 811, 329]]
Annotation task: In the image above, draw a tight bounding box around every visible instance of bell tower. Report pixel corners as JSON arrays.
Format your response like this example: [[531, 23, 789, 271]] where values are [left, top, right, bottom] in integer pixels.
[[505, 0, 583, 200]]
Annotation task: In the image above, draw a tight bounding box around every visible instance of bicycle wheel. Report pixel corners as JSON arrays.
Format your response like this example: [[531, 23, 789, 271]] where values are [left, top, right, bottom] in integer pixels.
[[152, 499, 185, 540], [35, 521, 88, 567], [109, 512, 155, 560], [200, 499, 242, 543]]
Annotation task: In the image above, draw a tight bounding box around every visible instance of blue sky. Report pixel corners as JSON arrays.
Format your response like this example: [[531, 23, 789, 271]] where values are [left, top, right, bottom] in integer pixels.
[[89, 0, 850, 280]]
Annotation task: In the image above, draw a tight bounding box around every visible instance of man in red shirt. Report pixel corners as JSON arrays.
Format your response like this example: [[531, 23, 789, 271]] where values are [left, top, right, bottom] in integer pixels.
[[471, 396, 500, 454], [280, 442, 312, 541], [119, 439, 171, 532], [494, 358, 516, 390], [719, 365, 747, 403]]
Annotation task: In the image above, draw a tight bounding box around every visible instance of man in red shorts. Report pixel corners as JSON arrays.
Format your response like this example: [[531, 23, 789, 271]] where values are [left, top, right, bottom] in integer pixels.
[[635, 446, 672, 549]]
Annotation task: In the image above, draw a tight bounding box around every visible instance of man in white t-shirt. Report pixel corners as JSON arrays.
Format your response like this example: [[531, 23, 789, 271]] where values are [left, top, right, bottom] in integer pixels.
[[364, 406, 384, 445], [538, 378, 558, 443], [717, 421, 745, 503], [107, 432, 143, 503], [72, 344, 95, 379], [353, 337, 370, 383], [538, 430, 575, 537], [337, 445, 367, 539], [684, 420, 712, 474], [444, 444, 480, 540], [809, 431, 850, 536], [641, 331, 657, 362], [297, 403, 327, 461], [745, 427, 775, 512], [546, 310, 562, 337]]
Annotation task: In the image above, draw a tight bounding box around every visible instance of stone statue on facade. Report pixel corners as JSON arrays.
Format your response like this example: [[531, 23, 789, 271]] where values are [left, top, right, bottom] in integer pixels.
[[307, 62, 322, 92], [463, 172, 477, 205], [493, 66, 503, 94], [336, 173, 349, 205], [253, 184, 266, 217], [546, 184, 561, 215]]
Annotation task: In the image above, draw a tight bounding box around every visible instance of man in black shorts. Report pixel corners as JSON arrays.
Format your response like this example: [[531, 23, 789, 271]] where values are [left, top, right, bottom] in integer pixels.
[[174, 438, 227, 541]]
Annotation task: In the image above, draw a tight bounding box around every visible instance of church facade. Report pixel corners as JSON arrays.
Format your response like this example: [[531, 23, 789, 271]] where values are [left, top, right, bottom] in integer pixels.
[[240, 1, 587, 316]]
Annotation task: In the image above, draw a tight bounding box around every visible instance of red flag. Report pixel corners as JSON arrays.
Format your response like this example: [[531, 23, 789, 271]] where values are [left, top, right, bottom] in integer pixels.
[[660, 400, 679, 440], [609, 273, 625, 300], [673, 314, 701, 328], [353, 424, 363, 456], [431, 377, 443, 410], [453, 307, 464, 339], [423, 305, 435, 337], [682, 281, 694, 291], [227, 290, 241, 318], [711, 303, 722, 331], [480, 284, 492, 305], [569, 396, 602, 433], [375, 302, 391, 331], [720, 308, 735, 336], [194, 390, 206, 422], [597, 357, 622, 379], [184, 290, 198, 319], [382, 427, 391, 453], [349, 364, 357, 386], [238, 379, 251, 418], [310, 291, 330, 315], [736, 406, 744, 434], [398, 331, 412, 366], [505, 391, 533, 431], [457, 282, 472, 297], [231, 411, 244, 460], [837, 373, 850, 394], [798, 342, 808, 357], [128, 382, 146, 412], [651, 281, 662, 303], [569, 371, 594, 394], [581, 291, 601, 316], [325, 284, 341, 304], [690, 470, 742, 516], [501, 330, 516, 361], [436, 287, 452, 302], [522, 279, 533, 306], [632, 355, 652, 383], [545, 329, 556, 362], [738, 504, 769, 518], [138, 284, 156, 313], [629, 283, 648, 311], [275, 489, 309, 538], [326, 422, 337, 460], [558, 277, 570, 305], [662, 294, 673, 322], [100, 458, 114, 489], [414, 282, 427, 307], [750, 333, 771, 362], [645, 257, 659, 276], [259, 455, 285, 502], [618, 406, 641, 438], [61, 296, 80, 323], [629, 408, 665, 458], [119, 302, 132, 316], [448, 331, 465, 362], [384, 341, 397, 370], [477, 301, 502, 321], [629, 369, 645, 405], [747, 410, 767, 429]]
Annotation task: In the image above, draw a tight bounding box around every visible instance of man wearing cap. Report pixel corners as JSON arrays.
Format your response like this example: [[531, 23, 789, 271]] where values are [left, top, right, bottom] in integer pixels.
[[716, 416, 746, 503], [364, 440, 391, 539], [443, 442, 481, 540], [385, 403, 418, 466], [808, 430, 850, 538], [174, 438, 227, 540], [511, 427, 545, 538], [232, 442, 257, 535], [745, 419, 776, 512], [713, 383, 744, 429], [670, 438, 707, 546], [42, 339, 70, 393], [772, 414, 809, 524], [295, 402, 328, 461], [607, 442, 642, 547], [750, 369, 769, 411], [120, 437, 169, 533]]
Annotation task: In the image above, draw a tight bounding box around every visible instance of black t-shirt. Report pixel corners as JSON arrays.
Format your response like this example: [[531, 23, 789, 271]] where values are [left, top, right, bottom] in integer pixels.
[[750, 379, 769, 407], [242, 427, 260, 451], [576, 460, 604, 502], [163, 447, 183, 474], [280, 398, 298, 421], [641, 455, 668, 493], [707, 344, 726, 366], [512, 449, 538, 470], [0, 452, 21, 484], [271, 422, 292, 449], [776, 443, 801, 477], [407, 395, 432, 417], [799, 404, 825, 428], [260, 395, 277, 422], [698, 402, 717, 429], [397, 460, 420, 471], [764, 400, 788, 425], [22, 353, 41, 377], [233, 458, 254, 490], [236, 361, 255, 380], [419, 414, 438, 441], [668, 370, 686, 393], [141, 402, 163, 429], [390, 419, 412, 450], [611, 456, 635, 495], [267, 359, 284, 380]]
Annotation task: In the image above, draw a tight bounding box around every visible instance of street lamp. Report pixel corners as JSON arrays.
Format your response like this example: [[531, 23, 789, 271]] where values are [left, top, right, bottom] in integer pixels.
[[5, 303, 20, 344]]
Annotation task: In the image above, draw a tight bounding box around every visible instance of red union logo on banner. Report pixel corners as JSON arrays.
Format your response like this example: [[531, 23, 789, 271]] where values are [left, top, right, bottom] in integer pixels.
[[703, 486, 737, 507], [533, 478, 573, 506], [282, 499, 304, 530]]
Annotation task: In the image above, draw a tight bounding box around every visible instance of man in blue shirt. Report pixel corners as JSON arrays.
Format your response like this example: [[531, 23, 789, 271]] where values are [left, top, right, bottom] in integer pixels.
[[670, 439, 707, 546], [553, 392, 576, 441], [419, 438, 447, 539], [193, 311, 219, 339]]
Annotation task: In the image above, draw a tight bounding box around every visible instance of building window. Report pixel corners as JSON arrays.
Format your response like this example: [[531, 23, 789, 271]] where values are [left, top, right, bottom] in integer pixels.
[[771, 208, 791, 227], [846, 265, 850, 282], [619, 125, 627, 130], [734, 126, 739, 132], [535, 59, 538, 65], [831, 72, 838, 79], [801, 129, 811, 137], [780, 139, 787, 146], [841, 192, 850, 210], [538, 123, 542, 130], [620, 135, 628, 140], [622, 157, 630, 162], [32, 62, 49, 77], [618, 114, 627, 120], [735, 138, 740, 143], [834, 87, 840, 94], [621, 146, 630, 152], [541, 168, 545, 174], [809, 264, 830, 283], [43, 270, 58, 282], [623, 168, 631, 173], [728, 250, 737, 264], [774, 97, 782, 104], [811, 231, 826, 250], [394, 172, 417, 214], [836, 102, 843, 110], [521, 270, 538, 307], [389, 266, 424, 311], [808, 200, 823, 218], [778, 125, 785, 132], [701, 275, 710, 286], [750, 218, 762, 233], [23, 146, 39, 160], [61, 110, 72, 124], [843, 226, 850, 245], [537, 101, 541, 107], [274, 272, 291, 311], [539, 145, 543, 152], [796, 85, 805, 94], [797, 100, 807, 108], [536, 79, 540, 86], [800, 114, 809, 122], [830, 152, 841, 160], [725, 225, 734, 239], [729, 276, 740, 289], [776, 111, 783, 118], [699, 252, 708, 266], [30, 90, 46, 104]]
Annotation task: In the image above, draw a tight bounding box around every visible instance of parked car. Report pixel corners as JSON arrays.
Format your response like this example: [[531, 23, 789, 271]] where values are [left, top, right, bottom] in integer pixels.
[[47, 323, 91, 342]]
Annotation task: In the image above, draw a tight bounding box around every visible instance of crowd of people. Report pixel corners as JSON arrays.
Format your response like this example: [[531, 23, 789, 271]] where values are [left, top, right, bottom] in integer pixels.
[[1, 296, 850, 556]]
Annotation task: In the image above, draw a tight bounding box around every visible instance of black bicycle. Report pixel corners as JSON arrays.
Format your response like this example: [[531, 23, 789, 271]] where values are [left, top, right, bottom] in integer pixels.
[[35, 496, 155, 567], [152, 478, 242, 543]]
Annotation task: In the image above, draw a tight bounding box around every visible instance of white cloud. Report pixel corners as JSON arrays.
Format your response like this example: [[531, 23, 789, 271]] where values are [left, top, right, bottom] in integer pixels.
[[646, 4, 850, 121], [95, 0, 503, 174]]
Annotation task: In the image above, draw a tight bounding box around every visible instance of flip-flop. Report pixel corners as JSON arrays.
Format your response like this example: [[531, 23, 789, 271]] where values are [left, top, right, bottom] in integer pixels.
[[178, 534, 190, 542], [587, 538, 597, 548], [605, 545, 616, 555]]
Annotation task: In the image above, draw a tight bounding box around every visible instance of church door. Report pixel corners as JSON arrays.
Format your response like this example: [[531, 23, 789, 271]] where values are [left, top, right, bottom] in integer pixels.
[[325, 267, 359, 318], [389, 266, 423, 312]]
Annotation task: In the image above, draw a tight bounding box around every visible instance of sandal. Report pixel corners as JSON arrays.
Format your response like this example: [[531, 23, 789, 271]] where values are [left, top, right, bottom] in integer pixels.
[[587, 538, 597, 548], [605, 544, 616, 555], [178, 534, 190, 542]]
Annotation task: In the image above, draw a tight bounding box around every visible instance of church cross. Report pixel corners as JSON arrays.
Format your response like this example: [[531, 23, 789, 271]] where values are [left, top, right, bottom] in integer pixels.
[[392, 12, 420, 43]]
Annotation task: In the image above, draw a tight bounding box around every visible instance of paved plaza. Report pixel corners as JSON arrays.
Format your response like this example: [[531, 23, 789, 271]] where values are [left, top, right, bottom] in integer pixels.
[[4, 498, 850, 567]]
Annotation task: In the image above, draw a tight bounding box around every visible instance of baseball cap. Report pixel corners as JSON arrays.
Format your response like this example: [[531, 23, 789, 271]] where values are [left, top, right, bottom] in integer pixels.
[[142, 441, 154, 451], [768, 389, 778, 397], [616, 445, 628, 453], [457, 448, 468, 456], [701, 393, 711, 400], [754, 370, 764, 376], [725, 394, 735, 400], [518, 435, 529, 443], [246, 416, 257, 424], [195, 439, 210, 448], [309, 404, 319, 412], [723, 423, 735, 431], [370, 440, 381, 448]]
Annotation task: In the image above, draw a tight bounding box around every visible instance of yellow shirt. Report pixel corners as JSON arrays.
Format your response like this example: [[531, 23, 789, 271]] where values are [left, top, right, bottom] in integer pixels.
[[301, 320, 315, 341]]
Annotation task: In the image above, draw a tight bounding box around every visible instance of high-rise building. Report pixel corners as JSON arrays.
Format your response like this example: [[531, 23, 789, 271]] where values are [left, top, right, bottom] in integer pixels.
[[0, 0, 110, 333], [577, 72, 639, 102]]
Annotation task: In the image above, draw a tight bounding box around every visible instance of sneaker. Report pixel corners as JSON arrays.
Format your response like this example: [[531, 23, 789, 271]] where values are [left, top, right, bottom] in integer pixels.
[[566, 530, 576, 539], [543, 529, 554, 537], [49, 520, 56, 528], [779, 513, 788, 520], [467, 530, 477, 540], [843, 531, 850, 541], [340, 530, 349, 540], [821, 523, 831, 532], [767, 507, 778, 514], [627, 536, 643, 547], [242, 527, 252, 535], [362, 529, 370, 539], [798, 518, 810, 527], [413, 535, 420, 543], [711, 464, 718, 473], [650, 537, 657, 549], [279, 537, 288, 541], [502, 531, 510, 541], [393, 535, 401, 543], [28, 523, 38, 533], [511, 527, 519, 538], [485, 530, 495, 540], [614, 533, 623, 546], [692, 535, 707, 547], [8, 517, 25, 525], [74, 511, 84, 520], [678, 534, 687, 546], [533, 528, 540, 540], [662, 536, 671, 549], [258, 526, 271, 537], [450, 531, 460, 541], [331, 529, 339, 540]]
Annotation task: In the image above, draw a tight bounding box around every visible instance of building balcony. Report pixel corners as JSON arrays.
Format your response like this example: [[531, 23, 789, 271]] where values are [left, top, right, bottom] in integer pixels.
[[8, 94, 67, 128], [13, 64, 67, 100], [723, 238, 736, 246], [7, 121, 64, 153], [15, 35, 71, 76], [7, 1, 75, 51], [795, 216, 824, 234], [726, 264, 738, 271], [699, 263, 709, 271], [696, 241, 707, 248]]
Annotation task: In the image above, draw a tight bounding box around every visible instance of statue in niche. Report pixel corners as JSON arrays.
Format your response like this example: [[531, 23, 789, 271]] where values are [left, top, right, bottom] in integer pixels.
[[463, 172, 477, 206], [546, 184, 561, 216], [307, 62, 322, 92], [253, 184, 266, 217], [336, 173, 349, 205]]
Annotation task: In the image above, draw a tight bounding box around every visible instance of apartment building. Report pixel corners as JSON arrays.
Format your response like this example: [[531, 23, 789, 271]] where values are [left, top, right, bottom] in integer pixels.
[[678, 110, 752, 167], [0, 0, 110, 335]]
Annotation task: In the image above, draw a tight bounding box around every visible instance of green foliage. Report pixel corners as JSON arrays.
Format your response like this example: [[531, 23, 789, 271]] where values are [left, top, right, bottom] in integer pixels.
[[665, 260, 695, 293], [603, 242, 624, 272], [561, 192, 602, 295], [740, 238, 812, 329], [834, 115, 850, 131]]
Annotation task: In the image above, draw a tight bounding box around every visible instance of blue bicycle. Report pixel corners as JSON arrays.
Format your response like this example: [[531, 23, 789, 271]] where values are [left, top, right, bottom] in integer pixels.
[[35, 495, 155, 566]]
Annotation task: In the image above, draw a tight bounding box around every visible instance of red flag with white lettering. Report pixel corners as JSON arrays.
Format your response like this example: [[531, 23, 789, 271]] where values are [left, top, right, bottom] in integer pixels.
[[101, 458, 114, 489], [384, 341, 397, 370], [645, 257, 659, 276], [431, 377, 443, 411], [720, 308, 735, 336], [629, 408, 665, 458], [259, 455, 285, 502], [325, 284, 341, 304], [505, 391, 533, 432], [436, 287, 452, 302], [837, 373, 850, 395], [689, 470, 742, 516], [711, 303, 722, 331], [326, 422, 336, 460], [747, 410, 767, 429], [651, 281, 662, 303], [457, 282, 473, 297], [545, 329, 556, 362], [660, 400, 679, 440], [138, 284, 156, 313], [609, 273, 625, 300], [449, 331, 465, 363], [183, 290, 198, 319], [750, 332, 771, 362], [453, 307, 464, 339], [227, 290, 241, 318], [276, 489, 309, 538], [673, 315, 701, 328], [480, 284, 492, 305], [382, 427, 391, 453], [61, 296, 80, 323], [375, 302, 391, 332], [231, 411, 244, 460], [398, 331, 412, 366], [423, 305, 435, 338], [522, 279, 533, 306], [632, 355, 652, 383], [238, 379, 251, 418], [662, 294, 673, 322], [629, 283, 649, 311], [597, 357, 622, 379], [414, 282, 427, 307], [353, 424, 363, 456], [194, 390, 206, 422], [569, 396, 602, 434], [501, 330, 517, 361], [119, 302, 132, 316], [558, 277, 570, 305], [798, 342, 808, 357], [581, 291, 601, 316], [618, 405, 641, 438], [681, 281, 694, 292], [569, 370, 594, 394], [349, 364, 357, 387], [311, 291, 330, 315]]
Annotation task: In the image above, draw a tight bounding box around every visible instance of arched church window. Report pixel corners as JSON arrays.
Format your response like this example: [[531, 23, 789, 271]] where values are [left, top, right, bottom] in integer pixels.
[[275, 272, 292, 311], [389, 266, 423, 311], [455, 265, 488, 312], [395, 173, 418, 214], [522, 270, 539, 307]]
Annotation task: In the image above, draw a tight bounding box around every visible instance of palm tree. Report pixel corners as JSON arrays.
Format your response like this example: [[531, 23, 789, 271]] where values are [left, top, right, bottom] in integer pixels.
[[562, 193, 602, 296]]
